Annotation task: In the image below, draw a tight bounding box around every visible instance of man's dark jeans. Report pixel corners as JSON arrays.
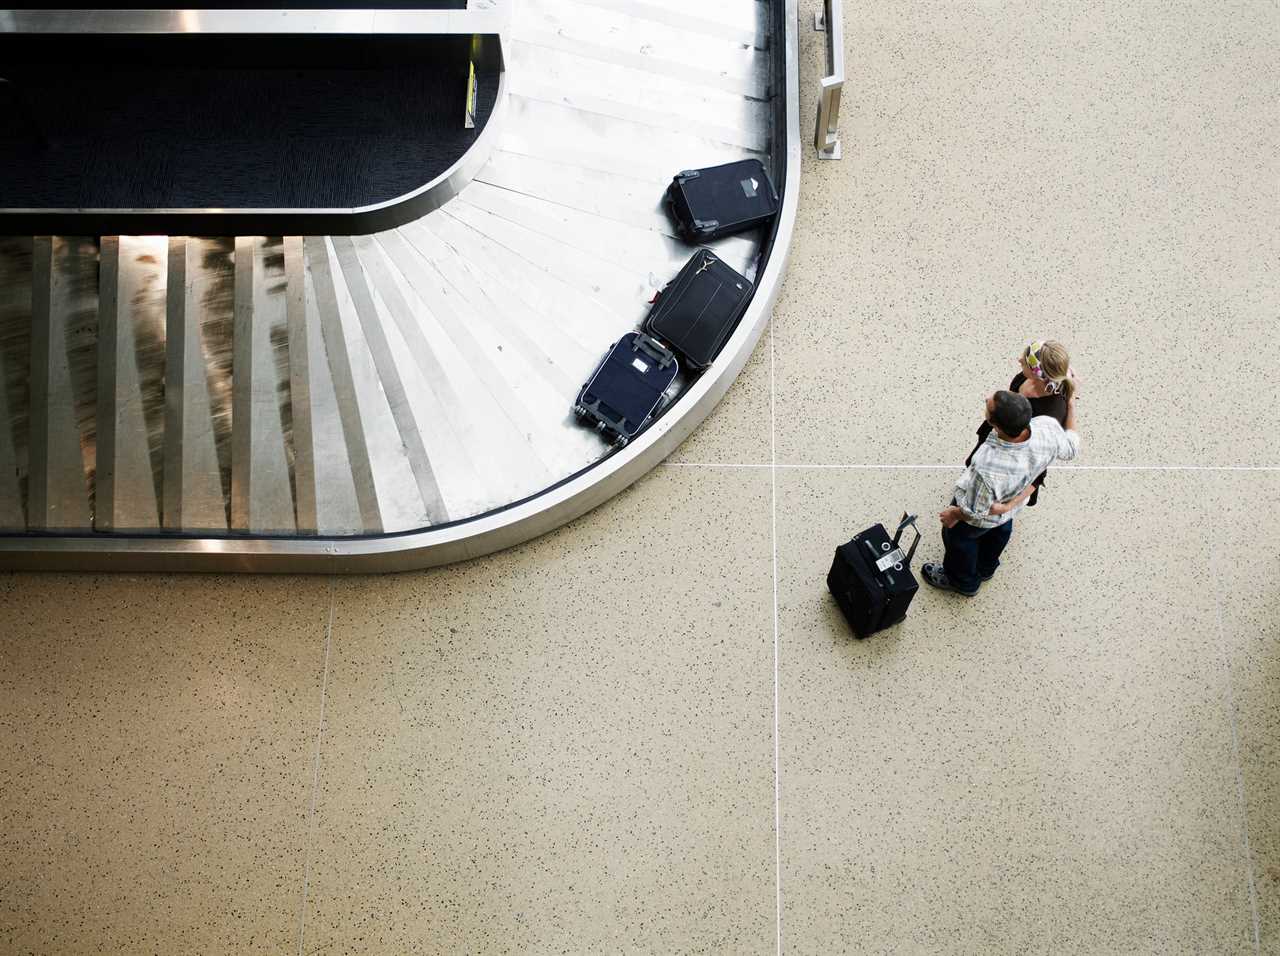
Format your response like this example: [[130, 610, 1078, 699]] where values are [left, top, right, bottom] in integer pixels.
[[942, 519, 1014, 595]]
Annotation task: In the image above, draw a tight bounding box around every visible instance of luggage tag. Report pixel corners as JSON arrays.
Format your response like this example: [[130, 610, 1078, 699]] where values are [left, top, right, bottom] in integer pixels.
[[874, 545, 906, 573], [873, 513, 921, 572]]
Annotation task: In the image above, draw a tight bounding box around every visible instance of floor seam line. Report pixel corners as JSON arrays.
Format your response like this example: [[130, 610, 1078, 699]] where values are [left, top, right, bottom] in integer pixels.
[[1229, 700, 1263, 954], [663, 462, 1280, 472], [1210, 533, 1263, 953], [297, 576, 336, 956], [770, 328, 782, 956]]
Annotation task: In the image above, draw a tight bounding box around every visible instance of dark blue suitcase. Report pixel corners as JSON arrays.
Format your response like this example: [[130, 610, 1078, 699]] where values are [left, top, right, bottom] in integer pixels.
[[666, 159, 780, 243], [574, 332, 679, 446]]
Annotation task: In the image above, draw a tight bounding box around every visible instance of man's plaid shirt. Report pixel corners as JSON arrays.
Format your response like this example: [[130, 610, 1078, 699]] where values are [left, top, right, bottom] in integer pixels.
[[954, 416, 1081, 528]]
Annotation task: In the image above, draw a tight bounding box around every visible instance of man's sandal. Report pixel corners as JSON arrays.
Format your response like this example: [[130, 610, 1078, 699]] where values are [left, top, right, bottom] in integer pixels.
[[921, 562, 978, 597]]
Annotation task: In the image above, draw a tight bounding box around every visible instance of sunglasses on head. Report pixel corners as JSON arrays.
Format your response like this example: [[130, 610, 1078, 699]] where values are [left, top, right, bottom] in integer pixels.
[[1024, 341, 1066, 394]]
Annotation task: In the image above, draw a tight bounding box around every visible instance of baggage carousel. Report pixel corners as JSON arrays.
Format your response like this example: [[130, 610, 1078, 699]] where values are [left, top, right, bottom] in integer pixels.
[[0, 0, 800, 572]]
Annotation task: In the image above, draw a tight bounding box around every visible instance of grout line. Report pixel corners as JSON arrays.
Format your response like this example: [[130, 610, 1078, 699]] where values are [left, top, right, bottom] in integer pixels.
[[667, 461, 773, 469], [297, 577, 337, 956], [1209, 533, 1263, 953], [770, 330, 782, 956], [665, 462, 1280, 472], [667, 462, 955, 470], [1229, 703, 1263, 954], [1056, 465, 1280, 472], [781, 463, 953, 470]]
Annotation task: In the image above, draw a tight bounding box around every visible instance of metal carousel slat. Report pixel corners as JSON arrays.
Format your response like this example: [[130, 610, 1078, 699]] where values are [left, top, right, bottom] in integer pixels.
[[408, 219, 597, 380], [323, 236, 434, 534], [444, 201, 645, 306], [162, 236, 232, 532], [506, 74, 768, 153], [461, 179, 760, 280], [231, 235, 297, 535], [0, 237, 32, 531], [476, 149, 672, 234], [423, 211, 630, 350], [369, 228, 556, 509], [514, 1, 767, 98], [331, 234, 449, 528], [566, 0, 763, 48], [29, 237, 95, 531], [349, 234, 495, 519], [397, 221, 583, 399], [299, 237, 364, 536], [504, 40, 767, 142], [283, 234, 319, 534], [96, 235, 166, 532], [502, 94, 763, 182], [375, 228, 578, 479], [304, 235, 385, 534]]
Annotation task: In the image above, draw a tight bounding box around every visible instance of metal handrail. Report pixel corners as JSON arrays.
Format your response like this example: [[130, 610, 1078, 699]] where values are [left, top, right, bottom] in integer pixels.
[[814, 0, 843, 160]]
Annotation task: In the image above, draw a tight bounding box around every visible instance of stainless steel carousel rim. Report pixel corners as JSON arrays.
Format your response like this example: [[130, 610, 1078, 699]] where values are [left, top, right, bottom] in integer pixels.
[[0, 0, 801, 573]]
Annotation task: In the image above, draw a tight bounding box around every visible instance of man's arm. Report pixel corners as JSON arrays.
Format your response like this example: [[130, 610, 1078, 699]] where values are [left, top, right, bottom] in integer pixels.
[[941, 473, 994, 527]]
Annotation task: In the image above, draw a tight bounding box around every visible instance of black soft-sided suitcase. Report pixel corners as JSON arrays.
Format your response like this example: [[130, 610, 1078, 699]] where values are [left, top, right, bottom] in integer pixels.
[[644, 248, 752, 369], [666, 159, 780, 243], [827, 514, 921, 638], [574, 332, 678, 446]]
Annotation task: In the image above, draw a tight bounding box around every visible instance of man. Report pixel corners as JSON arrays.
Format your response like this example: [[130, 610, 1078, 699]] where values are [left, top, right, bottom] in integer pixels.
[[922, 389, 1080, 596]]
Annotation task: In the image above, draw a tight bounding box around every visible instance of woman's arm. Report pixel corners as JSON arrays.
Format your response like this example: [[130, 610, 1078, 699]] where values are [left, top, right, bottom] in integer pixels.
[[990, 482, 1036, 516]]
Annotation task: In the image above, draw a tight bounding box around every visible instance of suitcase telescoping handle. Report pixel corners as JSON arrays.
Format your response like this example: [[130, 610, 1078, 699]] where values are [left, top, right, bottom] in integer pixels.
[[633, 333, 676, 370], [893, 512, 921, 566]]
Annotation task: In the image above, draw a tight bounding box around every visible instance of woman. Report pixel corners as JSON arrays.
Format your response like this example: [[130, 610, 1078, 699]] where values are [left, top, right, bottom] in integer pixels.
[[966, 340, 1078, 509]]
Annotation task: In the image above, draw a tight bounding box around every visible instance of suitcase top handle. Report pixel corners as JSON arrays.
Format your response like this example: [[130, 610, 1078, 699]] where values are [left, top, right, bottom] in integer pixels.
[[631, 333, 677, 370], [893, 512, 921, 567]]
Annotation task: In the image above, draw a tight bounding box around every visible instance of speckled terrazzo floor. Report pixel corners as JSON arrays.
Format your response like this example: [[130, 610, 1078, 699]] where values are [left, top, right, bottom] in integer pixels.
[[2, 0, 1278, 953]]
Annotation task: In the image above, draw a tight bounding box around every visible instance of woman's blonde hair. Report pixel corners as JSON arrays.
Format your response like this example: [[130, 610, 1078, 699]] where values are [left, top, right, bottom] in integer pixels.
[[1026, 340, 1075, 401]]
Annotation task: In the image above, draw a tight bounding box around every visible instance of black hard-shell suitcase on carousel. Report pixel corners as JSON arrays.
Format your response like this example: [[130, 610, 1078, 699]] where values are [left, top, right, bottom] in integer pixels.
[[666, 159, 780, 243], [827, 514, 921, 638], [644, 248, 752, 369], [573, 332, 678, 446]]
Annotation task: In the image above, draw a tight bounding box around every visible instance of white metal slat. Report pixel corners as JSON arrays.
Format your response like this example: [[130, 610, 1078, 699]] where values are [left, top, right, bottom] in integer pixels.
[[331, 234, 449, 528]]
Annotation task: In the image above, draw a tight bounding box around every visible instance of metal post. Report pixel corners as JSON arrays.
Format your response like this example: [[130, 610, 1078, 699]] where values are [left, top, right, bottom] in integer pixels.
[[813, 0, 844, 160]]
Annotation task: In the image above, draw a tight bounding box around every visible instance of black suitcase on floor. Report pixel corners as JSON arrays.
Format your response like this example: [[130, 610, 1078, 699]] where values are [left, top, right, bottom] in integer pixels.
[[574, 332, 678, 446], [827, 514, 921, 638], [666, 159, 780, 243], [644, 248, 752, 369]]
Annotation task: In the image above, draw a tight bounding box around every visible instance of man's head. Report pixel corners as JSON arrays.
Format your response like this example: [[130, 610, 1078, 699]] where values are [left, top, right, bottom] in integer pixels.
[[986, 390, 1032, 439]]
